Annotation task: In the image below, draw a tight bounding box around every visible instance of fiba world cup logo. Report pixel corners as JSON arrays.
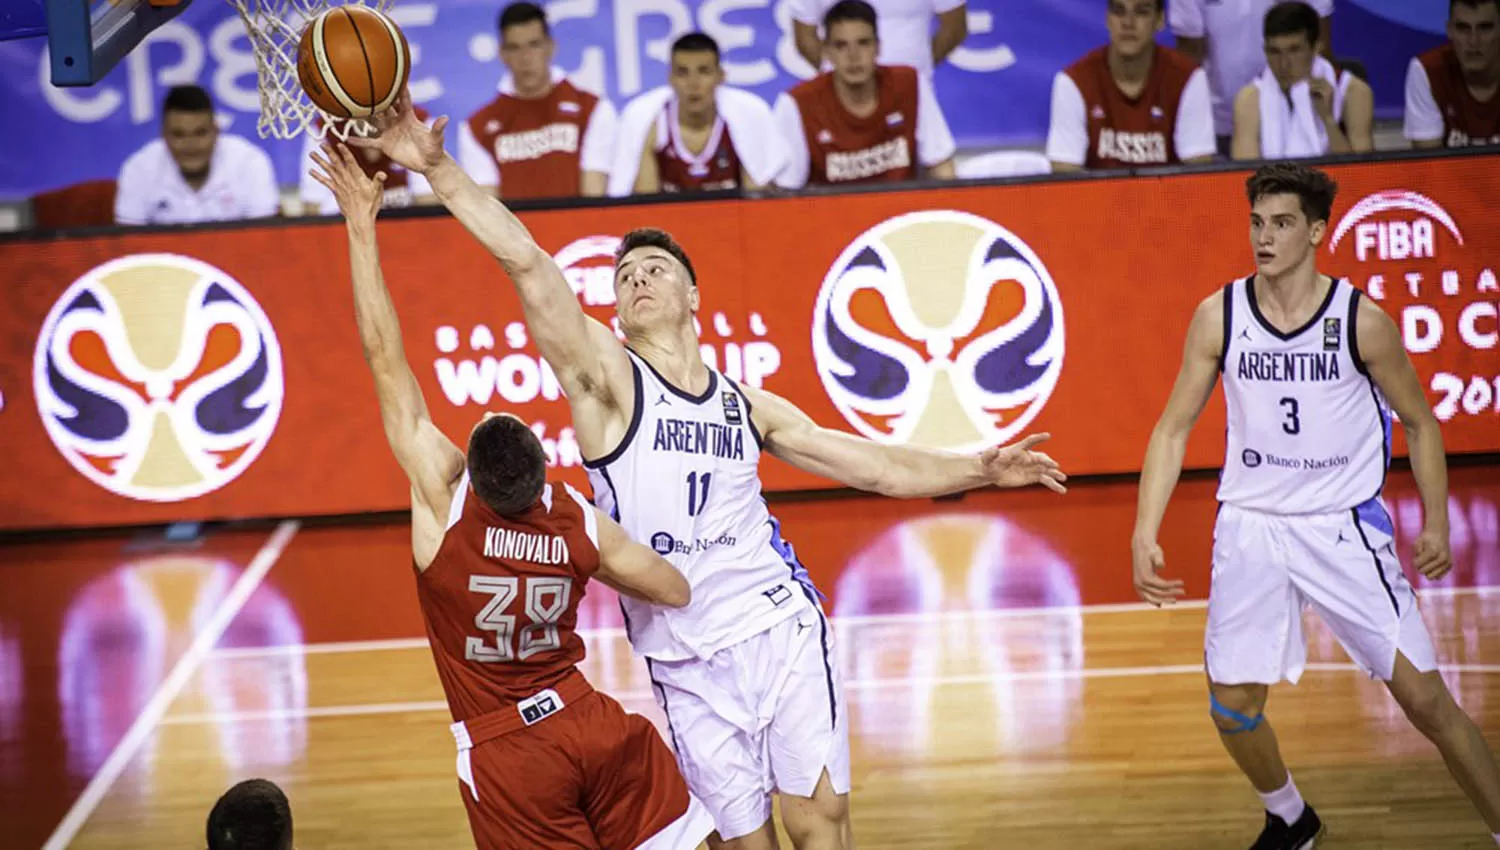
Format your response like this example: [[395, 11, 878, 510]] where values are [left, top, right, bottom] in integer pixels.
[[811, 211, 1065, 452], [32, 254, 285, 502]]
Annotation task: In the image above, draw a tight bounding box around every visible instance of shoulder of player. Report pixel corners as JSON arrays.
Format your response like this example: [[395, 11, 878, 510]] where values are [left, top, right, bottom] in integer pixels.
[[1062, 45, 1109, 79], [1190, 286, 1229, 348], [120, 137, 171, 176], [1416, 43, 1453, 74], [787, 72, 835, 102], [555, 79, 602, 109], [1154, 44, 1201, 73], [1350, 286, 1397, 340], [465, 94, 508, 126]]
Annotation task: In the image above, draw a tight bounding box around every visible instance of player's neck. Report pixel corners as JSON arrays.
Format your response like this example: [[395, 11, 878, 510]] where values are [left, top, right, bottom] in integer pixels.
[[833, 76, 879, 117], [678, 104, 719, 134], [1107, 44, 1155, 90], [514, 79, 553, 101], [179, 166, 210, 191], [630, 327, 712, 393], [1255, 263, 1325, 314], [1464, 62, 1500, 98]]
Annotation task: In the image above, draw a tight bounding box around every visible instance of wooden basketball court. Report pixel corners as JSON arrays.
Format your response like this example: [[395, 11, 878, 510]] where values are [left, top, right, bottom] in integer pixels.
[[4, 466, 1499, 849]]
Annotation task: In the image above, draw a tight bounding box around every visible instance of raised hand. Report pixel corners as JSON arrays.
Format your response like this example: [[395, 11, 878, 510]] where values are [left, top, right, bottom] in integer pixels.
[[309, 141, 386, 226], [345, 87, 449, 175], [977, 433, 1068, 493]]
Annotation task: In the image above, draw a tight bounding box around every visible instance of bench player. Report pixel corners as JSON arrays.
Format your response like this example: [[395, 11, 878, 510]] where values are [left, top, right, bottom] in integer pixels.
[[1132, 161, 1500, 849], [350, 89, 1067, 850], [309, 142, 714, 850]]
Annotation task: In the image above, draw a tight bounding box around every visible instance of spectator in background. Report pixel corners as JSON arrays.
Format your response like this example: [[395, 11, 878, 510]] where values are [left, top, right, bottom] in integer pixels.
[[457, 2, 616, 199], [1405, 0, 1500, 149], [1171, 0, 1334, 154], [774, 0, 956, 188], [298, 110, 437, 215], [1046, 0, 1215, 172], [206, 778, 294, 850], [609, 33, 785, 196], [114, 85, 279, 226], [789, 0, 969, 83], [1231, 2, 1373, 161]]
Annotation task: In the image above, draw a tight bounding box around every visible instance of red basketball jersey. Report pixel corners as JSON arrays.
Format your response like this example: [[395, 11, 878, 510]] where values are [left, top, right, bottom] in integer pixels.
[[1418, 45, 1500, 148], [787, 65, 920, 185], [417, 478, 599, 722], [654, 101, 742, 192], [1063, 45, 1200, 168], [465, 80, 599, 199]]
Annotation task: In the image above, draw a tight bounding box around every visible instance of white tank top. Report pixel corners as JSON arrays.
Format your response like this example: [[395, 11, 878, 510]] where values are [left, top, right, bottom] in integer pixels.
[[585, 351, 817, 661], [1216, 275, 1392, 514]]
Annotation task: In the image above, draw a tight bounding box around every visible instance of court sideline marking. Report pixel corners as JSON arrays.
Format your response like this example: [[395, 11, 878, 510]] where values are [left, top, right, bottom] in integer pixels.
[[157, 660, 1500, 727], [207, 584, 1499, 661], [41, 520, 301, 850]]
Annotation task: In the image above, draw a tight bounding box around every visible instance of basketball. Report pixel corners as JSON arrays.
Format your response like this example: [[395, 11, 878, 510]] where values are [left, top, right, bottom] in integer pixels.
[[296, 6, 409, 119]]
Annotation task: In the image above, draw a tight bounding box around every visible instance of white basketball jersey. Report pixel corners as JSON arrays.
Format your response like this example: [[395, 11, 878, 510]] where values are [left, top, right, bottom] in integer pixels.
[[1217, 276, 1392, 514], [585, 351, 817, 661]]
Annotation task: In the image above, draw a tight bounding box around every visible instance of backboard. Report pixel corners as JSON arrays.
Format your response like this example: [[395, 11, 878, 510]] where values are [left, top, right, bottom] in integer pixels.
[[0, 0, 195, 87]]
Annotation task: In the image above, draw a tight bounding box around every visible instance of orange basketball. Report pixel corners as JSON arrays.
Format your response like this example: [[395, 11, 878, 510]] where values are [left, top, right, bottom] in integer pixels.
[[296, 6, 410, 119]]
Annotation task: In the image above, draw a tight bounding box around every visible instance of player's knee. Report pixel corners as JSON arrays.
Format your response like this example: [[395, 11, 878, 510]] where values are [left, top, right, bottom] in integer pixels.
[[1209, 683, 1268, 734], [1396, 680, 1456, 735], [779, 782, 848, 844]]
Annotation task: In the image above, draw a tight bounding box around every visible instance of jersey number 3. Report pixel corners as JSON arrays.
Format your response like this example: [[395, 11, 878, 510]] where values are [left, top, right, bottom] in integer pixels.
[[1279, 397, 1301, 435], [464, 576, 571, 663]]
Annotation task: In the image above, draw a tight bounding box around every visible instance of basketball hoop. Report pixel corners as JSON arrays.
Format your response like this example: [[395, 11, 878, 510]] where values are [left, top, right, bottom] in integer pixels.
[[225, 0, 394, 140]]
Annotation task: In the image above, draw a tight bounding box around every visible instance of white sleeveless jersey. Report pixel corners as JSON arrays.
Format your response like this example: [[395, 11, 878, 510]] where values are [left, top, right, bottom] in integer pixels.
[[585, 351, 817, 661], [1216, 276, 1392, 514]]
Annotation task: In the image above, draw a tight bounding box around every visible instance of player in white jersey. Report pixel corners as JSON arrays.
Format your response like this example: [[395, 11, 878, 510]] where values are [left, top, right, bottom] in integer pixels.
[[351, 88, 1067, 850], [1132, 162, 1500, 850]]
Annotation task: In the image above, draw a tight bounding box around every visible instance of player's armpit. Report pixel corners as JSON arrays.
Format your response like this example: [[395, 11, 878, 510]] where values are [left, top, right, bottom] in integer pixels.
[[592, 511, 691, 607], [1355, 296, 1438, 434]]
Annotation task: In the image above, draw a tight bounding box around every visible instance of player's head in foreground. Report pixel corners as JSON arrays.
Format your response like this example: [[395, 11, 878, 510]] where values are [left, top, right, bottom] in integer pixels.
[[1107, 0, 1165, 62], [162, 85, 219, 183], [1245, 161, 1339, 279], [669, 33, 724, 122], [612, 227, 701, 341], [823, 0, 879, 88], [206, 778, 294, 850], [1262, 1, 1323, 91], [467, 412, 548, 517]]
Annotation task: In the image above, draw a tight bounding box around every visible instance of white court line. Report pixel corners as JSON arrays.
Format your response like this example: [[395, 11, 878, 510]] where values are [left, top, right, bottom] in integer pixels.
[[156, 661, 1500, 728], [42, 520, 300, 850], [205, 584, 1500, 662]]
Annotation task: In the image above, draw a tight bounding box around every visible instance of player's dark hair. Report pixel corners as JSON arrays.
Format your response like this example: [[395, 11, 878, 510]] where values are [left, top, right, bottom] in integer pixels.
[[616, 228, 698, 287], [467, 415, 547, 518], [823, 0, 878, 36], [671, 32, 720, 61], [1452, 0, 1500, 16], [206, 779, 293, 850], [1245, 162, 1339, 224], [498, 1, 549, 37], [1109, 0, 1166, 11], [1263, 1, 1321, 46], [163, 85, 214, 116]]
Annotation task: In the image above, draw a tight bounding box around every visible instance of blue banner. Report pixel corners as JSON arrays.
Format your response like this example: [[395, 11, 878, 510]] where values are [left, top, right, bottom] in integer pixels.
[[0, 0, 1444, 200]]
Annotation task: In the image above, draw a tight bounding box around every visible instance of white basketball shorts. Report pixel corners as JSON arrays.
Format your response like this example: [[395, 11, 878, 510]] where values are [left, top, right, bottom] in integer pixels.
[[1206, 499, 1438, 685], [644, 594, 851, 841]]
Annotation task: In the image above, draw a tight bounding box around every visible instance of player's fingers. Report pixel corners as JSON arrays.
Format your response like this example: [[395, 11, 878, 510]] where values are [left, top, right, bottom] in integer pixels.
[[1031, 451, 1059, 470], [308, 170, 336, 193], [431, 115, 450, 138], [1016, 433, 1051, 451], [1041, 477, 1067, 495], [374, 171, 388, 186], [344, 135, 381, 150]]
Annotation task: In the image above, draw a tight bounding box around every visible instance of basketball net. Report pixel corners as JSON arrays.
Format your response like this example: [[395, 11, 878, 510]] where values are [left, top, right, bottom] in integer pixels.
[[225, 0, 394, 140]]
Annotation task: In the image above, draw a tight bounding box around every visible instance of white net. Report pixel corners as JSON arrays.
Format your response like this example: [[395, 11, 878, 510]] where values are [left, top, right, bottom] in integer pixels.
[[225, 0, 395, 140]]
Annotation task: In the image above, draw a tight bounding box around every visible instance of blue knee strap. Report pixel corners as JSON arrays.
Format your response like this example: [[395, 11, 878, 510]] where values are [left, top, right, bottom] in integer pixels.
[[1211, 693, 1265, 734]]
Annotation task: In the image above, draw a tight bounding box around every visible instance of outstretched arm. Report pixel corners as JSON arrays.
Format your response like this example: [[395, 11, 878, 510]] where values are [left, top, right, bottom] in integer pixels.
[[739, 384, 1066, 499], [1357, 296, 1451, 580], [351, 92, 633, 424], [592, 508, 691, 607], [309, 143, 464, 526], [1131, 291, 1223, 606]]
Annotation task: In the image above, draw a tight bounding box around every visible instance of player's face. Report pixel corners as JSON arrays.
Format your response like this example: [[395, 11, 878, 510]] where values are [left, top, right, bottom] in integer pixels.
[[613, 247, 699, 336], [1249, 193, 1325, 276], [1263, 32, 1317, 90], [162, 110, 218, 176], [825, 20, 878, 87], [1450, 3, 1500, 73], [669, 50, 724, 118], [500, 20, 554, 96], [1106, 0, 1163, 59]]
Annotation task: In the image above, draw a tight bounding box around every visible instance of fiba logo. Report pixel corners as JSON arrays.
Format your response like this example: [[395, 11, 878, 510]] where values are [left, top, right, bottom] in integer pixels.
[[32, 254, 285, 503], [811, 211, 1065, 452], [555, 235, 622, 309], [1328, 190, 1462, 263]]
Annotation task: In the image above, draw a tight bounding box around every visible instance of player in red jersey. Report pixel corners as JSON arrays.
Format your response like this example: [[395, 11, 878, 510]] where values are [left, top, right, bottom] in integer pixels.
[[310, 142, 715, 850]]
